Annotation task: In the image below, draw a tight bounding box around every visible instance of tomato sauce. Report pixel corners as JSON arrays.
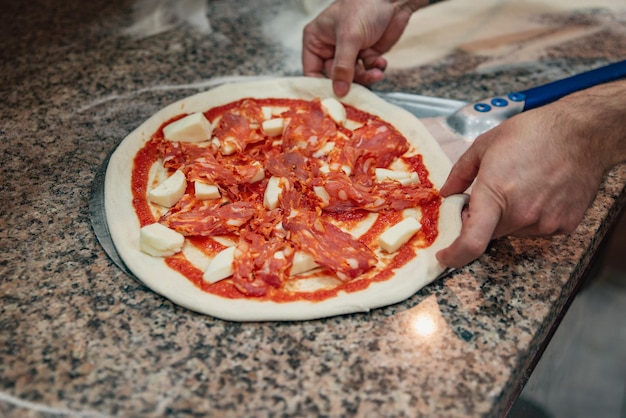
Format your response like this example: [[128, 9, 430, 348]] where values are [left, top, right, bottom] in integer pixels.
[[402, 154, 433, 188], [132, 139, 160, 227]]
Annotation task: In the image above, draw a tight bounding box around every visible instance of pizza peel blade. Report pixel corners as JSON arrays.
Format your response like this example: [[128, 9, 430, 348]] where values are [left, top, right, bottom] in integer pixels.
[[89, 150, 137, 279], [374, 92, 471, 163]]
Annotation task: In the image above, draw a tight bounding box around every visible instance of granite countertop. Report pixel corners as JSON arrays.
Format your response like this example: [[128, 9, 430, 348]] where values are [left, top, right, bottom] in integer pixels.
[[1, 0, 625, 417]]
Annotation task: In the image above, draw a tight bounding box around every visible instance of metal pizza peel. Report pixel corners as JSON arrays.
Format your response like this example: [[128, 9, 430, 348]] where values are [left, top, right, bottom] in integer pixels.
[[90, 60, 626, 275], [89, 150, 137, 278]]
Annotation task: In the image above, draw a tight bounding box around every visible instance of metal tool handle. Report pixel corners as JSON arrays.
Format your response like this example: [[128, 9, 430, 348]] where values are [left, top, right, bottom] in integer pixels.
[[445, 60, 626, 139], [516, 59, 626, 111]]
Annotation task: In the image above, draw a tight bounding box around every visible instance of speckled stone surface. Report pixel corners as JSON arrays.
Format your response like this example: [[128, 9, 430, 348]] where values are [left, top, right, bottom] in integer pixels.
[[1, 1, 625, 417]]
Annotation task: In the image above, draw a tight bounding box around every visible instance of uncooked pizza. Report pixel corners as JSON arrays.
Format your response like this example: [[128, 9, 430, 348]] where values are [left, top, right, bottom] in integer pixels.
[[104, 77, 465, 321]]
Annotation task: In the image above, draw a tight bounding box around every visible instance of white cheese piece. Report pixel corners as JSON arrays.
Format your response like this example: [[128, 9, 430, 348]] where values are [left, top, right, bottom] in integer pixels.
[[163, 112, 213, 143], [329, 162, 351, 175], [378, 217, 422, 253], [320, 97, 347, 126], [219, 137, 237, 155], [249, 163, 266, 183], [194, 182, 220, 200], [202, 246, 236, 284], [148, 170, 187, 208], [262, 118, 285, 136], [290, 251, 319, 276], [375, 168, 420, 185], [139, 223, 185, 257], [345, 119, 362, 131], [312, 141, 335, 158], [263, 176, 284, 210], [313, 186, 330, 206], [261, 106, 273, 120], [275, 222, 286, 234], [398, 173, 420, 186]]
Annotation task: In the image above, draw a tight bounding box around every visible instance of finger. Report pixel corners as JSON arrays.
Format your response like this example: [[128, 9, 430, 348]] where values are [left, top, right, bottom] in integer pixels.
[[331, 29, 363, 96], [302, 47, 327, 78], [354, 65, 386, 86], [359, 49, 387, 71], [436, 185, 502, 268], [302, 28, 331, 78], [331, 75, 353, 97], [354, 52, 387, 86], [439, 143, 482, 197]]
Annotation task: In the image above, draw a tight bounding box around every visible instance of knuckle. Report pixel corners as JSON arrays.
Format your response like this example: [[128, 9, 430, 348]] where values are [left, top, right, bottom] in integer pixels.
[[536, 212, 572, 236], [518, 204, 542, 227], [459, 236, 489, 260], [537, 218, 560, 235]]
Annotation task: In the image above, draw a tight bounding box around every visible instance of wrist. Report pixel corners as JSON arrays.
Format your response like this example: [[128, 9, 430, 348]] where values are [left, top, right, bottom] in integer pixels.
[[557, 79, 626, 171]]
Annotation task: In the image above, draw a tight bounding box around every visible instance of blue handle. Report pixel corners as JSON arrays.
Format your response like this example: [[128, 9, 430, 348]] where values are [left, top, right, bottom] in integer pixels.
[[514, 60, 626, 111]]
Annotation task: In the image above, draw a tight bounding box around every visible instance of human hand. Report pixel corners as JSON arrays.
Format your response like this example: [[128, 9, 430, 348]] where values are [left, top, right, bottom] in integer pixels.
[[436, 81, 626, 268], [302, 0, 426, 97]]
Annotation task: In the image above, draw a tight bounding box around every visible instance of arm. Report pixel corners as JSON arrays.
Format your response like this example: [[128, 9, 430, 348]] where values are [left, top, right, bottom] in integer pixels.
[[436, 79, 626, 268], [302, 0, 431, 96]]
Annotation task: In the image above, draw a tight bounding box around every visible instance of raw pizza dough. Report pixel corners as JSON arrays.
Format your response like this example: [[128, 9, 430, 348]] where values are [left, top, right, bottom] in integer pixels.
[[104, 77, 466, 321]]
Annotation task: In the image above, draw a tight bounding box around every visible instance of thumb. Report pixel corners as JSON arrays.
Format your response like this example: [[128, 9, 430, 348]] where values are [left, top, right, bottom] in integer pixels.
[[440, 144, 482, 197]]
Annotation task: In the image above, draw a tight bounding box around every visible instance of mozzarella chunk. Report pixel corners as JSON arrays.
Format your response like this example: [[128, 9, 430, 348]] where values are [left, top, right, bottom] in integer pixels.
[[398, 173, 420, 186], [195, 182, 220, 200], [219, 137, 237, 155], [261, 106, 273, 120], [263, 176, 284, 210], [378, 217, 422, 253], [163, 112, 213, 143], [312, 141, 335, 158], [375, 168, 420, 186], [262, 118, 285, 136], [249, 163, 266, 183], [290, 251, 319, 276], [320, 97, 347, 126], [313, 186, 330, 206], [203, 246, 236, 284], [139, 223, 184, 257], [148, 170, 187, 208]]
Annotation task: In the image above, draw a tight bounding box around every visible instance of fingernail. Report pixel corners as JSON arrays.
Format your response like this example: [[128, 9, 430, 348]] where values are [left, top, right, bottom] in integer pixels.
[[333, 80, 349, 97]]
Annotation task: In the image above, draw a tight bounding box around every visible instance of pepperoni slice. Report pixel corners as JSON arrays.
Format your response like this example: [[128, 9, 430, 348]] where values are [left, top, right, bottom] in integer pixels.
[[352, 119, 409, 168], [284, 211, 377, 281], [265, 150, 314, 183], [161, 200, 257, 236], [282, 99, 337, 154], [160, 139, 217, 173], [212, 100, 267, 153], [232, 232, 294, 296]]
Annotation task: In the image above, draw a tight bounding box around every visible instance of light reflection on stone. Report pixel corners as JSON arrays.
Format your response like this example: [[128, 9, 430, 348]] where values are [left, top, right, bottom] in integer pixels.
[[407, 295, 446, 345]]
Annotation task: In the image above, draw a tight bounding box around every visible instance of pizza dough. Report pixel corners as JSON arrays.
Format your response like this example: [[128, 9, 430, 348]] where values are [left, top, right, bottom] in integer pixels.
[[104, 77, 466, 321]]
